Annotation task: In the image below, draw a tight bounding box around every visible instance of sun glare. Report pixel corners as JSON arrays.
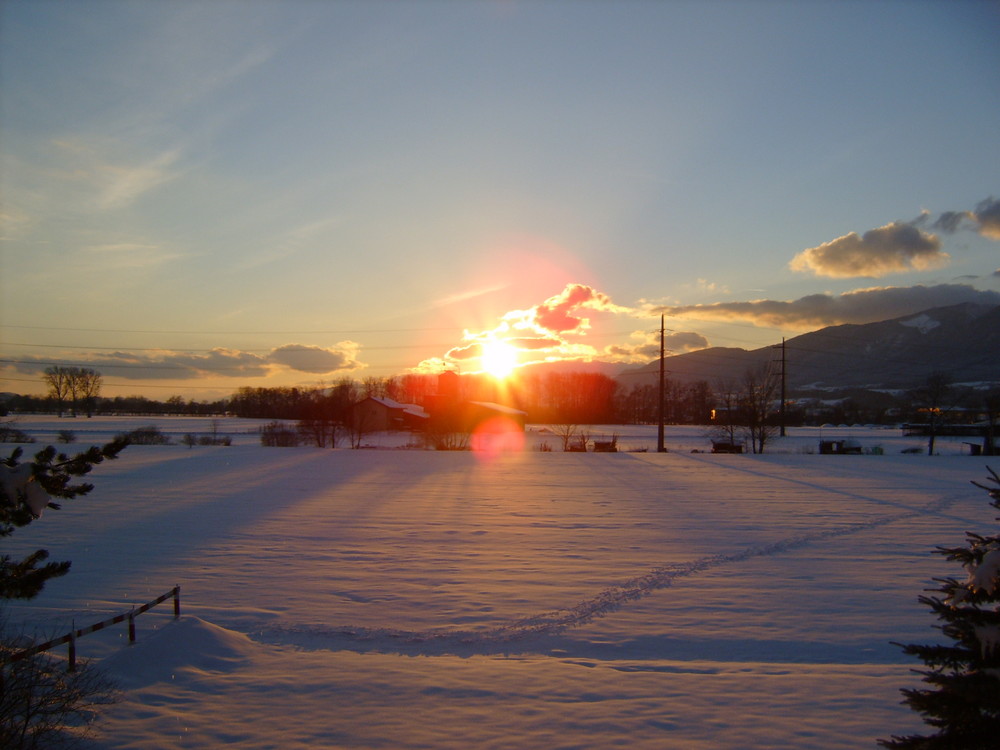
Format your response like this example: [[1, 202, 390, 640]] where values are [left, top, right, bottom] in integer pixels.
[[480, 340, 518, 379]]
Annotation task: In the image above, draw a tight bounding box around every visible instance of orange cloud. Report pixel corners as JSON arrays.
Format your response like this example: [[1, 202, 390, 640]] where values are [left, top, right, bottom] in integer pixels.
[[417, 283, 706, 374], [503, 283, 632, 335]]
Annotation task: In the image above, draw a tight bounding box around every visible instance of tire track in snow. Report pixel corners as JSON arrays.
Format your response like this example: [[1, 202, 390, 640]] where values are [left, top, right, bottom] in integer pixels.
[[255, 492, 958, 652]]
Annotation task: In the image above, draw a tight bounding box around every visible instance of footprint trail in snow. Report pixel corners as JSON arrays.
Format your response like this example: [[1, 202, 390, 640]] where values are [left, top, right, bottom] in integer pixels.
[[254, 492, 958, 654]]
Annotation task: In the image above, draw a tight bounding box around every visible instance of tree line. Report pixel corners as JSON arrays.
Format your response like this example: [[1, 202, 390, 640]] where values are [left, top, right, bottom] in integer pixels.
[[223, 371, 733, 429], [2, 391, 228, 417], [5, 368, 719, 425], [6, 365, 997, 455]]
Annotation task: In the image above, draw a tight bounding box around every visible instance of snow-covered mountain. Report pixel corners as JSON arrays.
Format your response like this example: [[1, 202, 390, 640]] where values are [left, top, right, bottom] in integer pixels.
[[618, 302, 1000, 390]]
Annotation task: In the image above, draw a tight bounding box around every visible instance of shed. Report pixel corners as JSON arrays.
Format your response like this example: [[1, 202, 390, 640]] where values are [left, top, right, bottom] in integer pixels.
[[347, 397, 428, 432], [819, 439, 862, 455], [711, 440, 744, 454]]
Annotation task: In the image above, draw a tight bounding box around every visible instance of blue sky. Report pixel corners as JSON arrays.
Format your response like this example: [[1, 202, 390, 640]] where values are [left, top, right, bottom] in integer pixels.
[[1, 0, 998, 396]]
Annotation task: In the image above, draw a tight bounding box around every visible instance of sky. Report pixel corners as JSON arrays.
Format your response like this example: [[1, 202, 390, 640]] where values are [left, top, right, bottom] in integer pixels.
[[1, 0, 998, 398]]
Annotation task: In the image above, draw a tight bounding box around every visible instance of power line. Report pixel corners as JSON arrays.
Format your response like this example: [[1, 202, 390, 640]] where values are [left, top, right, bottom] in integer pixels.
[[0, 323, 466, 336], [0, 341, 461, 354]]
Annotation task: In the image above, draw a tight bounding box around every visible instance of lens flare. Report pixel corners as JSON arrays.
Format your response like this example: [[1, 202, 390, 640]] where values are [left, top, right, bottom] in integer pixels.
[[471, 416, 526, 457]]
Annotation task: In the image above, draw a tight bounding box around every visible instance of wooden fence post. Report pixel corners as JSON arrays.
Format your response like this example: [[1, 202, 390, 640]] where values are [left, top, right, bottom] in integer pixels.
[[1, 586, 183, 672], [68, 628, 77, 672]]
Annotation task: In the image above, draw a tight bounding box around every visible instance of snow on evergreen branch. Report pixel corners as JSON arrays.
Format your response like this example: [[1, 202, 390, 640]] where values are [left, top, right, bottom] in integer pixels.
[[967, 547, 1000, 594]]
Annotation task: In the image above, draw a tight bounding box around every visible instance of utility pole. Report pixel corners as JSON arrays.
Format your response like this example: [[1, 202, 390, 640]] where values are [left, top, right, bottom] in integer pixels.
[[657, 314, 666, 453], [773, 337, 787, 437]]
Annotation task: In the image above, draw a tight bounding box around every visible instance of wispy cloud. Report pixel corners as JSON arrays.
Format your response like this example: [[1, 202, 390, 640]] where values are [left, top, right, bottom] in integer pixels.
[[82, 242, 185, 269], [685, 278, 730, 296], [51, 139, 183, 211], [240, 217, 345, 270], [0, 207, 33, 241], [431, 284, 510, 308], [932, 196, 1000, 240], [96, 148, 183, 211]]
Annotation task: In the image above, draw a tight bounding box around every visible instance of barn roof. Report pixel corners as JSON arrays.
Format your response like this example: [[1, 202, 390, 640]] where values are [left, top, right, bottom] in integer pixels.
[[468, 401, 527, 417]]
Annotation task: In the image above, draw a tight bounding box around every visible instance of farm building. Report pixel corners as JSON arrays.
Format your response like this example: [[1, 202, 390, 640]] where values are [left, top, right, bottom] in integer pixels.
[[346, 397, 428, 432]]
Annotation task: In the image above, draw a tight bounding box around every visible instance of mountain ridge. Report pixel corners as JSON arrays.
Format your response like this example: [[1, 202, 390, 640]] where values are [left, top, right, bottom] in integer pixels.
[[616, 302, 1000, 391]]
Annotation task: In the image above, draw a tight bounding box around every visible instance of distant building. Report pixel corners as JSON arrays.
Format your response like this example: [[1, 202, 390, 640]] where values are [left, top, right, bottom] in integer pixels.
[[424, 372, 526, 434], [346, 397, 428, 432]]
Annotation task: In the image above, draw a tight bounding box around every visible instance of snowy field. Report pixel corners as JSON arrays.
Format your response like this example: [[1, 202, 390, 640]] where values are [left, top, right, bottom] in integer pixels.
[[3, 416, 998, 749]]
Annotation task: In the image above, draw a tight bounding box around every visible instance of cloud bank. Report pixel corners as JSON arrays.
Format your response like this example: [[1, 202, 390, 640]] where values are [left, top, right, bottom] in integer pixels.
[[790, 222, 947, 278], [789, 198, 999, 279], [3, 343, 363, 381], [605, 330, 710, 362], [654, 283, 1000, 329]]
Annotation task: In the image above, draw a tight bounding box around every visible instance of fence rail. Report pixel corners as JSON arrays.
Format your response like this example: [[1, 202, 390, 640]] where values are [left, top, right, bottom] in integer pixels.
[[2, 585, 180, 672]]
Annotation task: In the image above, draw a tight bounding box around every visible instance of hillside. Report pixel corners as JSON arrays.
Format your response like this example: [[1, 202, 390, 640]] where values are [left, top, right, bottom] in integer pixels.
[[618, 302, 1000, 391]]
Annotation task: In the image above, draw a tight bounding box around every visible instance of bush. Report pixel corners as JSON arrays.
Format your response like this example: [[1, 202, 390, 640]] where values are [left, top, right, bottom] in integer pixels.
[[0, 422, 35, 444], [117, 426, 171, 445], [425, 431, 469, 451], [182, 433, 232, 448], [260, 422, 299, 447], [199, 435, 231, 446], [0, 628, 119, 748], [56, 430, 76, 444], [297, 419, 339, 448]]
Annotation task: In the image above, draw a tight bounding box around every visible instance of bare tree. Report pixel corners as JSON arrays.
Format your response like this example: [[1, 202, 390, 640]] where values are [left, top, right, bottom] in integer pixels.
[[41, 368, 71, 417], [73, 369, 102, 418], [297, 417, 339, 448], [362, 376, 387, 399], [41, 368, 103, 418], [345, 400, 376, 449], [983, 387, 1000, 457], [381, 376, 403, 402], [911, 372, 954, 456], [739, 364, 780, 454], [548, 424, 579, 452], [710, 378, 741, 447]]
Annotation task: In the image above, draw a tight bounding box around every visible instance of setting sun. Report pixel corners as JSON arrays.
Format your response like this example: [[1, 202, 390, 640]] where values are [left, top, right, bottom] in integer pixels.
[[480, 340, 519, 379]]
